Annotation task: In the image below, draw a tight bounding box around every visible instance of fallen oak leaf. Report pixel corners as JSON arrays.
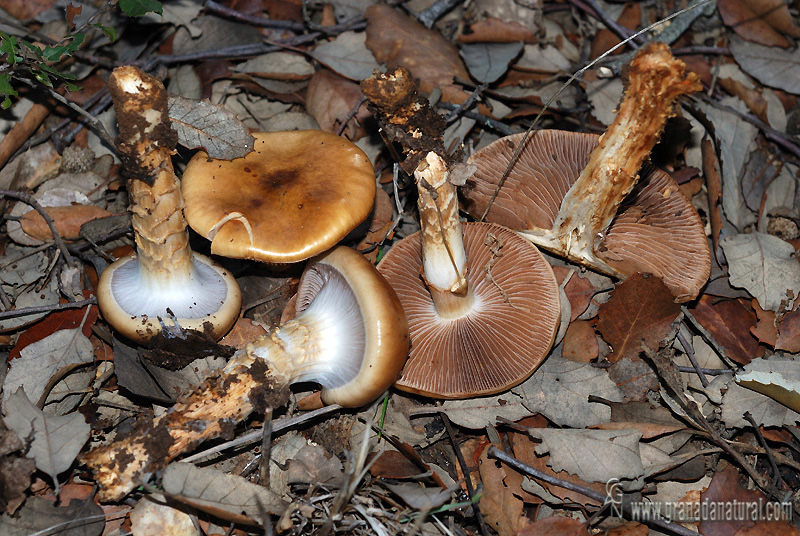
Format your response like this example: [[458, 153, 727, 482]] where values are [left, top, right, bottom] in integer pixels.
[[596, 273, 681, 363]]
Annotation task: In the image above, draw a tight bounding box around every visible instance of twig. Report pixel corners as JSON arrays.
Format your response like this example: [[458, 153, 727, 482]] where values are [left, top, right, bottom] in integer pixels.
[[681, 306, 738, 369], [677, 328, 709, 387], [145, 35, 321, 66], [0, 189, 76, 268], [204, 0, 307, 31], [742, 412, 787, 492], [445, 82, 488, 123], [259, 407, 274, 486], [415, 0, 463, 28], [487, 446, 700, 536], [181, 404, 343, 463], [436, 102, 517, 137], [567, 0, 641, 48], [336, 96, 367, 137], [16, 78, 116, 150], [441, 413, 491, 536], [0, 297, 97, 321]]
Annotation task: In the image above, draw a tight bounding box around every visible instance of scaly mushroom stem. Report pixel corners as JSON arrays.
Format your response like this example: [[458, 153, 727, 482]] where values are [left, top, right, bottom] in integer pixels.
[[521, 42, 702, 270], [108, 66, 194, 285], [415, 152, 474, 318], [81, 349, 290, 502], [99, 66, 241, 341]]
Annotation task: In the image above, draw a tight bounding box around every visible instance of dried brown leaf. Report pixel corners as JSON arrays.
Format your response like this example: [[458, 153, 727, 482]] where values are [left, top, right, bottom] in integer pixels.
[[690, 296, 763, 365], [718, 0, 800, 47], [305, 69, 370, 139], [698, 465, 762, 536], [596, 274, 682, 363], [562, 319, 599, 362], [18, 205, 111, 241], [478, 444, 531, 536], [750, 299, 778, 347], [776, 306, 800, 352], [365, 4, 477, 109], [516, 516, 591, 536]]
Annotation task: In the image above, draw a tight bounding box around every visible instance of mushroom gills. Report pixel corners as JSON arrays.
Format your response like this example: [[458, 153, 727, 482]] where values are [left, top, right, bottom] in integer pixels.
[[107, 254, 233, 319], [250, 263, 365, 389]]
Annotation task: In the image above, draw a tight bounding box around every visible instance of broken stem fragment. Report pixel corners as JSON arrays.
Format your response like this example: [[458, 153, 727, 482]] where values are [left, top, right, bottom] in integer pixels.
[[523, 42, 702, 270]]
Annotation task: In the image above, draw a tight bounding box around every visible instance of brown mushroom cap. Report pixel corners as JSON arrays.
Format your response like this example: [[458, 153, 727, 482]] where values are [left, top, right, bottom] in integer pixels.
[[182, 131, 377, 264], [462, 130, 711, 302], [377, 222, 561, 398]]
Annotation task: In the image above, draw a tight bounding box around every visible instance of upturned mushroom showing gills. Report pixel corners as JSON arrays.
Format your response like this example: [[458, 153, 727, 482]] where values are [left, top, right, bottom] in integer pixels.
[[83, 246, 409, 501], [181, 130, 376, 264], [462, 42, 710, 302], [97, 66, 241, 342], [378, 152, 561, 399]]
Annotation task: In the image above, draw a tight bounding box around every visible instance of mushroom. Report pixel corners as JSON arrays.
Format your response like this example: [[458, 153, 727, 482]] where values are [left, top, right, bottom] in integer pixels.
[[83, 245, 409, 500], [378, 152, 561, 398], [462, 43, 710, 302], [181, 130, 377, 264], [97, 66, 241, 342]]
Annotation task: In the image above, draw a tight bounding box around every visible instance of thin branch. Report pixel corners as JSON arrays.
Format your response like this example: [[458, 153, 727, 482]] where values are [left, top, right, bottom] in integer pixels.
[[0, 297, 96, 321], [487, 446, 701, 536], [0, 189, 76, 268]]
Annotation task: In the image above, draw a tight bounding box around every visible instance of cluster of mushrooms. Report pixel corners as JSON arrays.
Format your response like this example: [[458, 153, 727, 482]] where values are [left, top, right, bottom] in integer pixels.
[[87, 42, 711, 500]]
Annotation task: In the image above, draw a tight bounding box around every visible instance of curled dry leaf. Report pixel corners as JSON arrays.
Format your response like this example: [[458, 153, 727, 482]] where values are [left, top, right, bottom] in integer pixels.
[[721, 231, 800, 311], [515, 355, 624, 428], [305, 69, 371, 140], [162, 463, 286, 524]]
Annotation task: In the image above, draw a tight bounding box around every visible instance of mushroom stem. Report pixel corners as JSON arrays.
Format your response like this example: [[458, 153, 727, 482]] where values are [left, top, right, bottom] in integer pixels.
[[82, 348, 291, 502], [98, 66, 241, 341], [109, 66, 194, 285], [522, 42, 702, 269], [416, 152, 474, 317]]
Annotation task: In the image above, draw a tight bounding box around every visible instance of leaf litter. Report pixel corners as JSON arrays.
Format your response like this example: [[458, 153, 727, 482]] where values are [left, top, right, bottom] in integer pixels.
[[1, 0, 800, 535]]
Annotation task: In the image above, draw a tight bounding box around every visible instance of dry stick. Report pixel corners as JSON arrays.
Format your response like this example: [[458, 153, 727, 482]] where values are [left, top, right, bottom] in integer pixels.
[[0, 297, 97, 321], [440, 413, 491, 536], [742, 412, 788, 493], [681, 306, 738, 369], [479, 0, 713, 222], [487, 446, 700, 536], [0, 189, 76, 268], [567, 0, 641, 47], [641, 342, 790, 509], [676, 329, 709, 387], [16, 78, 116, 150], [0, 98, 52, 171]]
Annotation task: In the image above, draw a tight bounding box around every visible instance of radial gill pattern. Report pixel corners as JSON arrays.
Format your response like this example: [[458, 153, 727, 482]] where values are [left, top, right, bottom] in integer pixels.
[[378, 222, 561, 398]]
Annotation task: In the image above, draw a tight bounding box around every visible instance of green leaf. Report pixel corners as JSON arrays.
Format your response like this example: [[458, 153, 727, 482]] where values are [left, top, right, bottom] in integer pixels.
[[21, 40, 44, 59], [0, 74, 18, 109], [119, 0, 162, 17], [43, 33, 85, 62], [92, 23, 117, 42], [0, 31, 20, 65], [35, 71, 53, 87]]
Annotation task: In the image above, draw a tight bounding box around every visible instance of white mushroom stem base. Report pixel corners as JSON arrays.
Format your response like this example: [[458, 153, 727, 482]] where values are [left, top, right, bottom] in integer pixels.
[[519, 43, 701, 276], [97, 252, 241, 341], [81, 349, 291, 502]]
